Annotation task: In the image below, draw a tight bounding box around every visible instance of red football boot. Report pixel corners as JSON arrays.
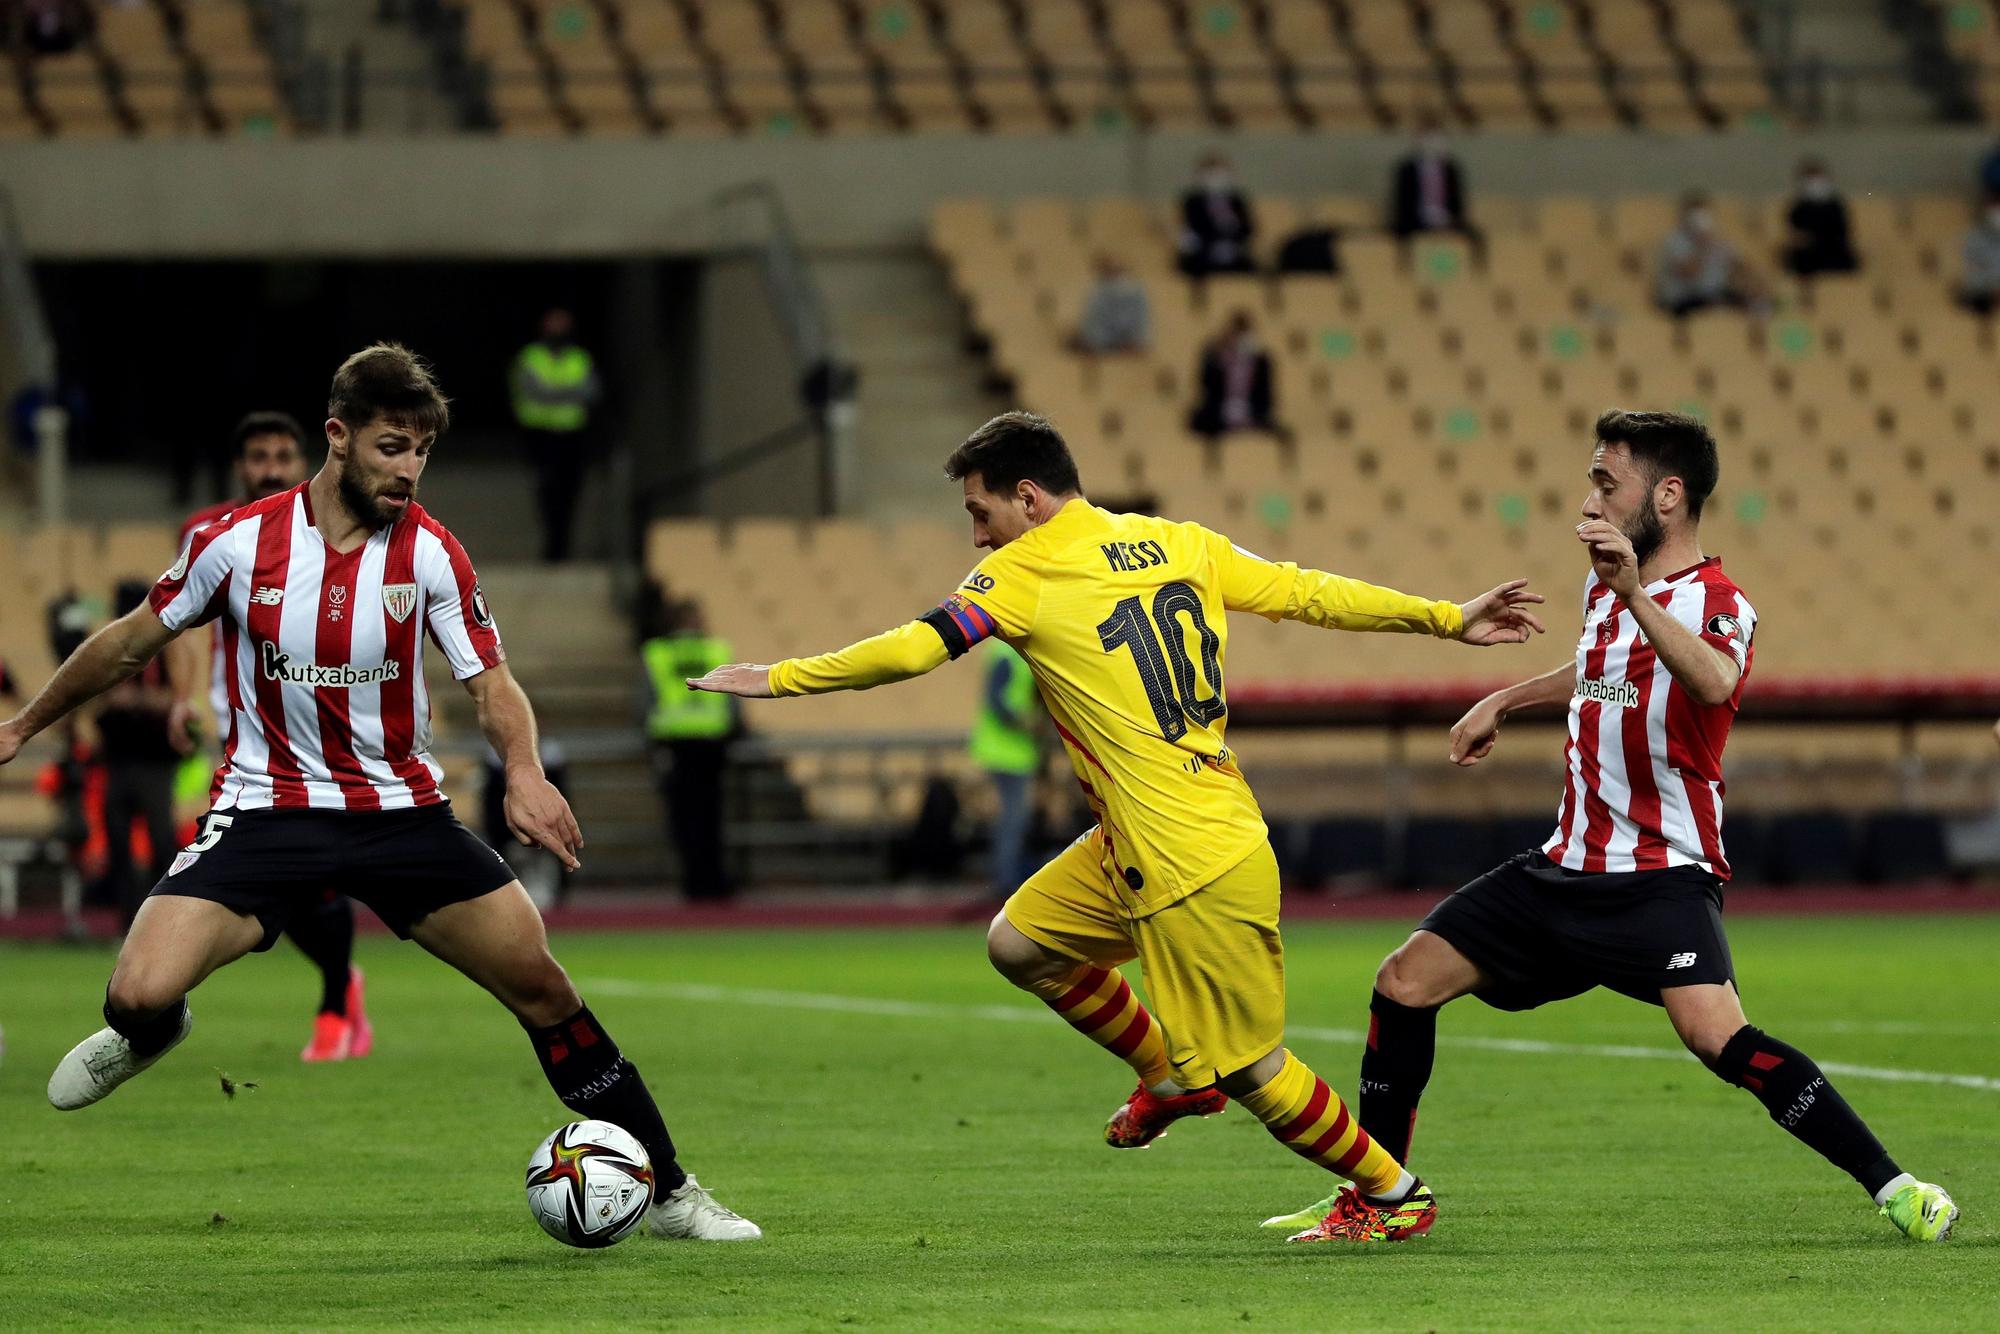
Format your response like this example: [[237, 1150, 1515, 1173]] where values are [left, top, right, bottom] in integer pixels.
[[1104, 1083, 1228, 1148], [1286, 1182, 1438, 1243], [344, 967, 373, 1058], [300, 1012, 352, 1063]]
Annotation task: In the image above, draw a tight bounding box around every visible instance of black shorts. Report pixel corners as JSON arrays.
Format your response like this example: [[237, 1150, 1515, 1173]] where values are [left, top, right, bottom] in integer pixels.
[[149, 805, 518, 951], [1419, 850, 1736, 1012]]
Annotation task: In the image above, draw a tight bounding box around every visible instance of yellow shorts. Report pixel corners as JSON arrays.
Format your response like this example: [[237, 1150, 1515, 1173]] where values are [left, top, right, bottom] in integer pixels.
[[1003, 832, 1283, 1088]]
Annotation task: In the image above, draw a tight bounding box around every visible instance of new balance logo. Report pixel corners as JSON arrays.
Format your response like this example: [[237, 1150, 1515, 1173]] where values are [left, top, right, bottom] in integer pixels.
[[249, 585, 285, 606], [1666, 952, 1698, 970]]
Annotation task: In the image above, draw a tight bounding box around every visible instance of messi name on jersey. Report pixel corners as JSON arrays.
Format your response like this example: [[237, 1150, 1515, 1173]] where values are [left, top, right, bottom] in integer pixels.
[[1100, 540, 1169, 572], [260, 641, 402, 687], [1574, 675, 1640, 709]]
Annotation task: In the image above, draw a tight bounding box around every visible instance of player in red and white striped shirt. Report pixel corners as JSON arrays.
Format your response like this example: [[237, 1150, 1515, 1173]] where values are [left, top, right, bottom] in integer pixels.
[[1267, 410, 1956, 1242], [2, 345, 758, 1240], [170, 410, 375, 1063]]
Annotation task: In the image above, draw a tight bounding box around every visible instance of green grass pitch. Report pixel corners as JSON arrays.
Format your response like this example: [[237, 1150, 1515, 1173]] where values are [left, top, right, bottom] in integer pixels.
[[1, 915, 1995, 1330]]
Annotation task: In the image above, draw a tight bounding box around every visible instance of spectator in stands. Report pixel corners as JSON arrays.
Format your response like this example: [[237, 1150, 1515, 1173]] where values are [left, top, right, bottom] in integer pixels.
[[1067, 254, 1150, 356], [1655, 192, 1767, 317], [1177, 153, 1256, 278], [7, 0, 91, 55], [94, 578, 187, 931], [1388, 115, 1483, 261], [1188, 310, 1275, 441], [511, 307, 602, 563], [1780, 158, 1858, 279], [1980, 139, 2000, 197], [1959, 193, 2000, 317]]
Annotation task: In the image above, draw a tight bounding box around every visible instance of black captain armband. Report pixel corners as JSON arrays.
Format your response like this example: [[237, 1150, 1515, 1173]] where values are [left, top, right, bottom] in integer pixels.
[[920, 606, 970, 659], [920, 594, 999, 660]]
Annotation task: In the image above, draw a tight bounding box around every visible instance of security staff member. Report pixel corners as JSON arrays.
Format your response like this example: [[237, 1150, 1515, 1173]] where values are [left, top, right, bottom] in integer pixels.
[[644, 600, 735, 900], [971, 639, 1039, 895], [511, 307, 601, 562]]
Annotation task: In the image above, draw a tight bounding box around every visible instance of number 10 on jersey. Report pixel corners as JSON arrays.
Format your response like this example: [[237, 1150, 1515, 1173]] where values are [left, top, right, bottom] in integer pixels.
[[1097, 581, 1225, 743]]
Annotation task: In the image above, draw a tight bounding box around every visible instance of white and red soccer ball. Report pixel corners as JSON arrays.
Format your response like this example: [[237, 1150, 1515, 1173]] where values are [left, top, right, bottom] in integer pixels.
[[524, 1120, 653, 1248]]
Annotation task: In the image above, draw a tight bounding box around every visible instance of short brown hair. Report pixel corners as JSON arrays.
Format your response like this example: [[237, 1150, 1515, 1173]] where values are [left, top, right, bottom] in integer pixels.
[[1594, 409, 1718, 519], [231, 410, 306, 457], [944, 411, 1080, 496], [327, 343, 450, 437]]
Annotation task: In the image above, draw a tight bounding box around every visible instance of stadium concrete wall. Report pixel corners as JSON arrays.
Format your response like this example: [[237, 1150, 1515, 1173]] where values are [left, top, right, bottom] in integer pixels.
[[4, 129, 1994, 258]]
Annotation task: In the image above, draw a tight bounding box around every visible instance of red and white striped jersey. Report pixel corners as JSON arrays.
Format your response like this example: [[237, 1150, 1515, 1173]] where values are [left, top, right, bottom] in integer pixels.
[[1542, 558, 1755, 879], [179, 499, 240, 731], [150, 484, 505, 811]]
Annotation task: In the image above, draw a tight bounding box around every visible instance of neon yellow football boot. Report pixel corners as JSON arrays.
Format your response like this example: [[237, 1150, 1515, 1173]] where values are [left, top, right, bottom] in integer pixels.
[[1879, 1181, 1958, 1242]]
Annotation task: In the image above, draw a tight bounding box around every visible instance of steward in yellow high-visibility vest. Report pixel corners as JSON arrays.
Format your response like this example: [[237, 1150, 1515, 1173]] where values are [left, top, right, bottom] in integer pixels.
[[642, 601, 736, 900], [512, 308, 601, 562], [972, 641, 1041, 894]]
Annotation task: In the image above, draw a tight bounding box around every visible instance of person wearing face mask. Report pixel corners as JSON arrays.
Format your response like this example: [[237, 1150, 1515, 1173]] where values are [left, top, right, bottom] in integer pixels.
[[1656, 192, 1764, 317], [1388, 115, 1483, 263], [1188, 310, 1275, 441], [1176, 154, 1256, 278], [1780, 159, 1857, 279], [1958, 193, 2000, 317]]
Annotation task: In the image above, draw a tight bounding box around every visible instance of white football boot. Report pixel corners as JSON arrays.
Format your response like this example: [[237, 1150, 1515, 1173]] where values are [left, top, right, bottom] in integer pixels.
[[48, 1008, 192, 1110], [646, 1175, 763, 1241]]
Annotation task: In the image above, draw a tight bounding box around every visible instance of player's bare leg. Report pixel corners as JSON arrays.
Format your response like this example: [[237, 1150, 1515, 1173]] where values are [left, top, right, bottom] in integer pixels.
[[1666, 981, 1957, 1241], [986, 913, 1226, 1146], [49, 895, 264, 1109], [410, 882, 760, 1240]]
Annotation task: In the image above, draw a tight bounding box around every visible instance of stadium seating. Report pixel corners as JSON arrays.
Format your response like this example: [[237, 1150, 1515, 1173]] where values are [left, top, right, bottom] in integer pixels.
[[644, 185, 2000, 744], [0, 1, 291, 137], [444, 0, 1778, 136]]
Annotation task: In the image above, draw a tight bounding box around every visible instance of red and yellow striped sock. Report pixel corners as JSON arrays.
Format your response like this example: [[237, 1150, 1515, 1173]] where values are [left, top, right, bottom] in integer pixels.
[[1236, 1050, 1404, 1197], [1026, 964, 1175, 1089]]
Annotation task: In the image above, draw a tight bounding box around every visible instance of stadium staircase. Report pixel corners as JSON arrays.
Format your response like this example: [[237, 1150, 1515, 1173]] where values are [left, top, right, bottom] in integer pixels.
[[438, 561, 669, 881], [817, 251, 1006, 516], [304, 1, 463, 132], [1784, 0, 1941, 123]]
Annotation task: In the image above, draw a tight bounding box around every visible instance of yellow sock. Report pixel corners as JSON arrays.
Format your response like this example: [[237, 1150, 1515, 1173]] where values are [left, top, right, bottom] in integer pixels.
[[1027, 964, 1175, 1088], [1235, 1050, 1404, 1197]]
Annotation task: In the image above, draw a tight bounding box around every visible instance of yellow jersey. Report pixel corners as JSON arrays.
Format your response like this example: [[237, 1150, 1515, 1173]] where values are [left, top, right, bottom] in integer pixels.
[[768, 499, 1464, 917]]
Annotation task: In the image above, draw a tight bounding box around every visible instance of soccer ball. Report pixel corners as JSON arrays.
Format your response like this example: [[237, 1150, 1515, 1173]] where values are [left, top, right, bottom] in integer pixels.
[[524, 1120, 655, 1248]]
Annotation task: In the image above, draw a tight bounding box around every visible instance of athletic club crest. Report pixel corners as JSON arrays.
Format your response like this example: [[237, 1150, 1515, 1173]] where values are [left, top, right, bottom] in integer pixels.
[[381, 583, 418, 624]]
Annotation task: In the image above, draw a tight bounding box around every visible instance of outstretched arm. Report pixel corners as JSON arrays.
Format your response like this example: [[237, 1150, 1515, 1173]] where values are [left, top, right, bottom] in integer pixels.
[[0, 607, 179, 765], [1210, 533, 1545, 643], [689, 620, 951, 700], [464, 663, 582, 870], [1448, 661, 1577, 767]]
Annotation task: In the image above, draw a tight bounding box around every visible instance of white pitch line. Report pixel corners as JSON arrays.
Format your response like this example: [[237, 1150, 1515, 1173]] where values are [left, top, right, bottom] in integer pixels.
[[586, 978, 2000, 1094]]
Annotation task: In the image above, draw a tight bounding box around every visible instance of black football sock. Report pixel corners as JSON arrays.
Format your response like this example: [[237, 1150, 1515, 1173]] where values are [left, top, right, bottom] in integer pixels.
[[526, 1006, 687, 1194], [1709, 1024, 1902, 1199], [1357, 990, 1437, 1164], [103, 988, 189, 1061], [285, 896, 355, 1016]]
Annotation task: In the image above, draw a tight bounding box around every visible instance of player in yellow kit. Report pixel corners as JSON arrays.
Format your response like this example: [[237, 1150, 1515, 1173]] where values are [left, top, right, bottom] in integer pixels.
[[691, 413, 1545, 1242]]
